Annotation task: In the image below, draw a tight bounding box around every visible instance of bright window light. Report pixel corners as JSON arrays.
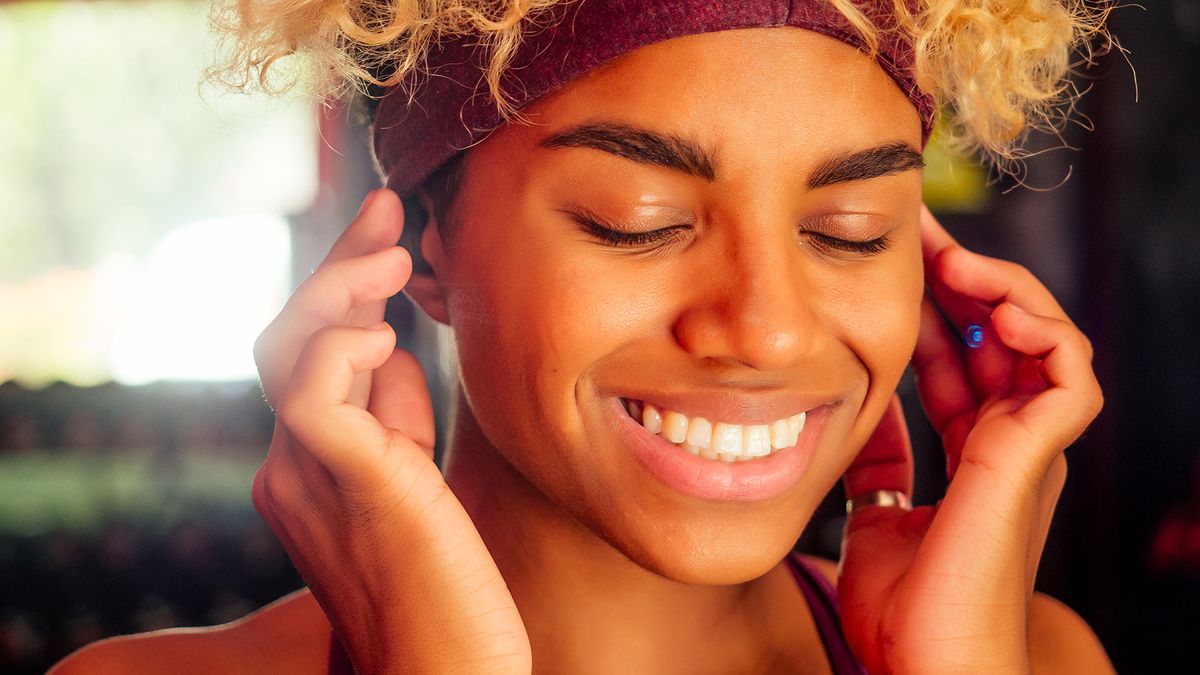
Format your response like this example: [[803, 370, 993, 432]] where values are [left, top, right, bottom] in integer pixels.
[[108, 216, 292, 384], [0, 0, 316, 386]]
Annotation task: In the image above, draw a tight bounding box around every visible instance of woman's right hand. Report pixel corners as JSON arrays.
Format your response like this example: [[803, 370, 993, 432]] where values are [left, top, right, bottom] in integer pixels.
[[252, 190, 531, 675]]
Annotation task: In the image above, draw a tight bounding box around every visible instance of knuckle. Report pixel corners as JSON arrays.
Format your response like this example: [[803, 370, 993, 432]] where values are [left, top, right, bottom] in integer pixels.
[[252, 326, 277, 370], [1075, 329, 1094, 355], [1089, 386, 1105, 417], [251, 464, 274, 517], [259, 460, 307, 515], [317, 254, 355, 281], [1080, 333, 1096, 360], [308, 324, 344, 349], [274, 394, 311, 436], [1000, 258, 1034, 281], [297, 326, 343, 365], [1074, 383, 1104, 423], [253, 462, 291, 522]]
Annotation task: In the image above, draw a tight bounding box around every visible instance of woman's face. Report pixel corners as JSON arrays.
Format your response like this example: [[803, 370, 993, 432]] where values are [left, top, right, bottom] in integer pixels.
[[428, 27, 924, 583]]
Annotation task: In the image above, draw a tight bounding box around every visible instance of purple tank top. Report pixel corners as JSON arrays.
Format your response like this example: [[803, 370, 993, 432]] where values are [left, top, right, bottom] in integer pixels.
[[327, 552, 865, 674]]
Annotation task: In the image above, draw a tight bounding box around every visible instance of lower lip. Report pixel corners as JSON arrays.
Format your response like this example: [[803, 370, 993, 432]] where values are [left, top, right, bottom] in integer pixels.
[[612, 400, 828, 502]]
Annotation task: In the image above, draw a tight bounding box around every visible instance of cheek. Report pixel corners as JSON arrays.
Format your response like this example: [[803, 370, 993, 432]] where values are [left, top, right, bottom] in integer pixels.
[[444, 228, 647, 442], [806, 253, 921, 472], [829, 254, 924, 387]]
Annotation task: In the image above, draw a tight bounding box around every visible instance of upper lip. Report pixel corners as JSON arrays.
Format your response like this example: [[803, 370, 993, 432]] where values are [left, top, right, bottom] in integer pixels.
[[612, 387, 840, 425]]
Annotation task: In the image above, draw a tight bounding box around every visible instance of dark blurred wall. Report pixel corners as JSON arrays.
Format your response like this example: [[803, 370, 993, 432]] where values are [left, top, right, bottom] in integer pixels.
[[1100, 2, 1200, 669]]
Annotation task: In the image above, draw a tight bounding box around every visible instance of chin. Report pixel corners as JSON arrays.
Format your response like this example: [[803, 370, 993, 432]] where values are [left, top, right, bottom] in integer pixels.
[[580, 497, 818, 585]]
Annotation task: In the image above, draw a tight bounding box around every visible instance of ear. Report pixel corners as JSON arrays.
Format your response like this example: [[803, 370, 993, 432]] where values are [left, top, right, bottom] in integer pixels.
[[403, 192, 452, 325]]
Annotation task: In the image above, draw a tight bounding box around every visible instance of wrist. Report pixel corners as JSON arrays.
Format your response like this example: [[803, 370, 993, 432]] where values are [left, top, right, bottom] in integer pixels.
[[883, 635, 1031, 675]]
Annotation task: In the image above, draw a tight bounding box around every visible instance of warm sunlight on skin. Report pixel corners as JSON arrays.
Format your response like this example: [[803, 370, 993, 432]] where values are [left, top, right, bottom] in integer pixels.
[[51, 20, 1116, 675], [421, 28, 925, 590]]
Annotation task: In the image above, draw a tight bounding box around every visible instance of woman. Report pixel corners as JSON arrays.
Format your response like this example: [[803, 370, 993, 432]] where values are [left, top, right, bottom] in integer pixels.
[[55, 0, 1114, 672]]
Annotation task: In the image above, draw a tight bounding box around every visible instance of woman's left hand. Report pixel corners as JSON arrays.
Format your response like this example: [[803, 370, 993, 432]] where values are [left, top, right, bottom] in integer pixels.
[[836, 206, 1104, 674]]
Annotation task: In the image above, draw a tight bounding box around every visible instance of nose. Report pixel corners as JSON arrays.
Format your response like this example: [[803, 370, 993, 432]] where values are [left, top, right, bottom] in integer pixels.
[[671, 228, 818, 372]]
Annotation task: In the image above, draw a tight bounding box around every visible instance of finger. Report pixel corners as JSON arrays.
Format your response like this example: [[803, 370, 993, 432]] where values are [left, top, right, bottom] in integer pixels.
[[333, 191, 408, 335], [322, 189, 407, 266], [932, 245, 1069, 323], [368, 349, 436, 457], [912, 296, 975, 433], [256, 190, 407, 406], [843, 395, 913, 500], [926, 273, 1023, 405], [913, 297, 980, 478], [920, 210, 1019, 398], [991, 303, 1104, 445], [1013, 353, 1048, 397], [921, 209, 1029, 402], [277, 323, 397, 467], [256, 246, 412, 406], [918, 203, 957, 265]]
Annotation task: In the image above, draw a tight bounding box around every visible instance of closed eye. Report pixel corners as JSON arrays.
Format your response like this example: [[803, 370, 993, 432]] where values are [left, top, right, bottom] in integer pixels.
[[565, 210, 690, 248], [805, 232, 892, 256]]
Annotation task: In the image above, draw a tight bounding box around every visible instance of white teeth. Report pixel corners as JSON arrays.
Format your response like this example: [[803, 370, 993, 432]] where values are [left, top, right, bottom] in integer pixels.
[[685, 417, 713, 448], [627, 398, 809, 462], [712, 423, 743, 454], [744, 425, 771, 457], [642, 403, 663, 434], [788, 412, 806, 446], [770, 419, 790, 449], [662, 411, 689, 444]]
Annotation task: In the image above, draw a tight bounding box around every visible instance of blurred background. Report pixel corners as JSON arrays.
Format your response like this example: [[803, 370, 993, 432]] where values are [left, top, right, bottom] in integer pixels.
[[0, 0, 1197, 672]]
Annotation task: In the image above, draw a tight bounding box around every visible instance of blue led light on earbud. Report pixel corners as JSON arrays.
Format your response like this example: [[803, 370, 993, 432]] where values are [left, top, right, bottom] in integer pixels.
[[964, 324, 985, 349]]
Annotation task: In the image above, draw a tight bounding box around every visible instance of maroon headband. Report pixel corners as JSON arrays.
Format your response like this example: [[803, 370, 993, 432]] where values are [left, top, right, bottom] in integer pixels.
[[373, 0, 936, 197]]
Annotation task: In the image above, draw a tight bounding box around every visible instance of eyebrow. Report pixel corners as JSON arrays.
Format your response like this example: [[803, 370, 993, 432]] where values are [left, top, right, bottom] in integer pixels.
[[806, 142, 925, 189], [540, 122, 923, 189], [540, 122, 717, 181]]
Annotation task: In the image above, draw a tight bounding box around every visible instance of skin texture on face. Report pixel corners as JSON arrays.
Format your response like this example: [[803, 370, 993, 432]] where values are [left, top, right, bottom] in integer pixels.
[[417, 27, 925, 587]]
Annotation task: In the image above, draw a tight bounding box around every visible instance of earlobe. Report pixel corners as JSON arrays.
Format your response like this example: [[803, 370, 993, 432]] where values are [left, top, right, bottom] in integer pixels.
[[403, 203, 451, 325]]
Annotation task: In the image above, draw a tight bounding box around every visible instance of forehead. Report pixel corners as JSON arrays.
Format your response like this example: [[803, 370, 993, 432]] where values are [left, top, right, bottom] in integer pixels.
[[503, 27, 922, 164]]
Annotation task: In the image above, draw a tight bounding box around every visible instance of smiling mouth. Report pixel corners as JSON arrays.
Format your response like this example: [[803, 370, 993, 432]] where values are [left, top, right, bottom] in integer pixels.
[[620, 398, 807, 463]]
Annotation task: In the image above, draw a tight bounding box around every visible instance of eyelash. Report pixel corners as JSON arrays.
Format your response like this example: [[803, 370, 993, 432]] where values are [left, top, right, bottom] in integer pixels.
[[805, 232, 893, 256], [577, 215, 891, 256], [576, 216, 688, 248]]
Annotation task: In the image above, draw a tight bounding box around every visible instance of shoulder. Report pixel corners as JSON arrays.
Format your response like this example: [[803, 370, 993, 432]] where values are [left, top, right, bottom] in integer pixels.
[[49, 589, 334, 675], [1027, 592, 1115, 674]]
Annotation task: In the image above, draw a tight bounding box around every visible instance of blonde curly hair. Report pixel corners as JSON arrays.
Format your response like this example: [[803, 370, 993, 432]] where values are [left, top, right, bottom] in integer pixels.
[[209, 0, 1113, 170]]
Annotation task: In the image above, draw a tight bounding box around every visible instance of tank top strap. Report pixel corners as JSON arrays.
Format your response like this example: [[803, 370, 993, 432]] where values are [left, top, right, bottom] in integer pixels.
[[784, 551, 868, 675]]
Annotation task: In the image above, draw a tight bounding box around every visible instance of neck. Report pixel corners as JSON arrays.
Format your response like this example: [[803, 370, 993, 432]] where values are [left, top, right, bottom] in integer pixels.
[[441, 389, 827, 675]]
